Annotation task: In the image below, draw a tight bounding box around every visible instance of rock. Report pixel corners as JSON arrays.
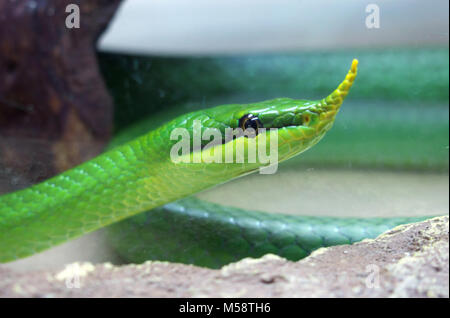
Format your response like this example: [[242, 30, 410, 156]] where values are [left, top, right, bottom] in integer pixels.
[[0, 216, 448, 297]]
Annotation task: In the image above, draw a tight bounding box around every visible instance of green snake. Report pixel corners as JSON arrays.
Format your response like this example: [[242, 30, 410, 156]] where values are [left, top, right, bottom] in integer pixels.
[[0, 60, 430, 266]]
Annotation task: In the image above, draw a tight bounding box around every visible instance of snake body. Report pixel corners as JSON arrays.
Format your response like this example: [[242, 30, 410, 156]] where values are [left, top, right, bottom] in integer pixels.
[[108, 197, 427, 268], [0, 60, 430, 265]]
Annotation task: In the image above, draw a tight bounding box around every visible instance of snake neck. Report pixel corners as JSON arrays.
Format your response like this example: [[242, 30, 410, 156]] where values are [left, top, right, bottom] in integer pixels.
[[0, 127, 251, 261]]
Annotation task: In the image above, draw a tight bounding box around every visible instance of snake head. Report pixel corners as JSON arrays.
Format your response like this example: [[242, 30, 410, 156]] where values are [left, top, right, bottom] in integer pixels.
[[167, 59, 358, 167], [225, 59, 359, 163]]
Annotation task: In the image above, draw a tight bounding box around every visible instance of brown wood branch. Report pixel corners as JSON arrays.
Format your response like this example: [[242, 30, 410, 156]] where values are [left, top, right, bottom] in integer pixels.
[[0, 0, 122, 192]]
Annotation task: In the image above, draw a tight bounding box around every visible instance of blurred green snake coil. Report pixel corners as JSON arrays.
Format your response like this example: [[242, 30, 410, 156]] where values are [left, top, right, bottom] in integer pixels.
[[0, 60, 429, 267]]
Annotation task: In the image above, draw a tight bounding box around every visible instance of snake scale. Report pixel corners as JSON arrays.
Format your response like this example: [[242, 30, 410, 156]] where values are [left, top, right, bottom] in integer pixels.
[[0, 60, 431, 267]]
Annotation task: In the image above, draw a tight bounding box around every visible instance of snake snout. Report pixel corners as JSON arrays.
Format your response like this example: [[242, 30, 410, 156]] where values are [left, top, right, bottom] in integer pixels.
[[321, 59, 358, 113]]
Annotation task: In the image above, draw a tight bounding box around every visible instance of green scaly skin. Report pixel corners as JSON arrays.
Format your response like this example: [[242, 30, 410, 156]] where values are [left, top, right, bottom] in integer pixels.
[[0, 59, 427, 265], [107, 197, 428, 268]]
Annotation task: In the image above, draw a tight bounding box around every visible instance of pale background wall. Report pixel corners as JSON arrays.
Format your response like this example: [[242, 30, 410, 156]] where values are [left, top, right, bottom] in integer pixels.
[[99, 0, 449, 55]]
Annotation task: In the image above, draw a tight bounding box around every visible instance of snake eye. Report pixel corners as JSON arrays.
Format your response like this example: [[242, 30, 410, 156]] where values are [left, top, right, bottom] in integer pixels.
[[239, 114, 262, 136]]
